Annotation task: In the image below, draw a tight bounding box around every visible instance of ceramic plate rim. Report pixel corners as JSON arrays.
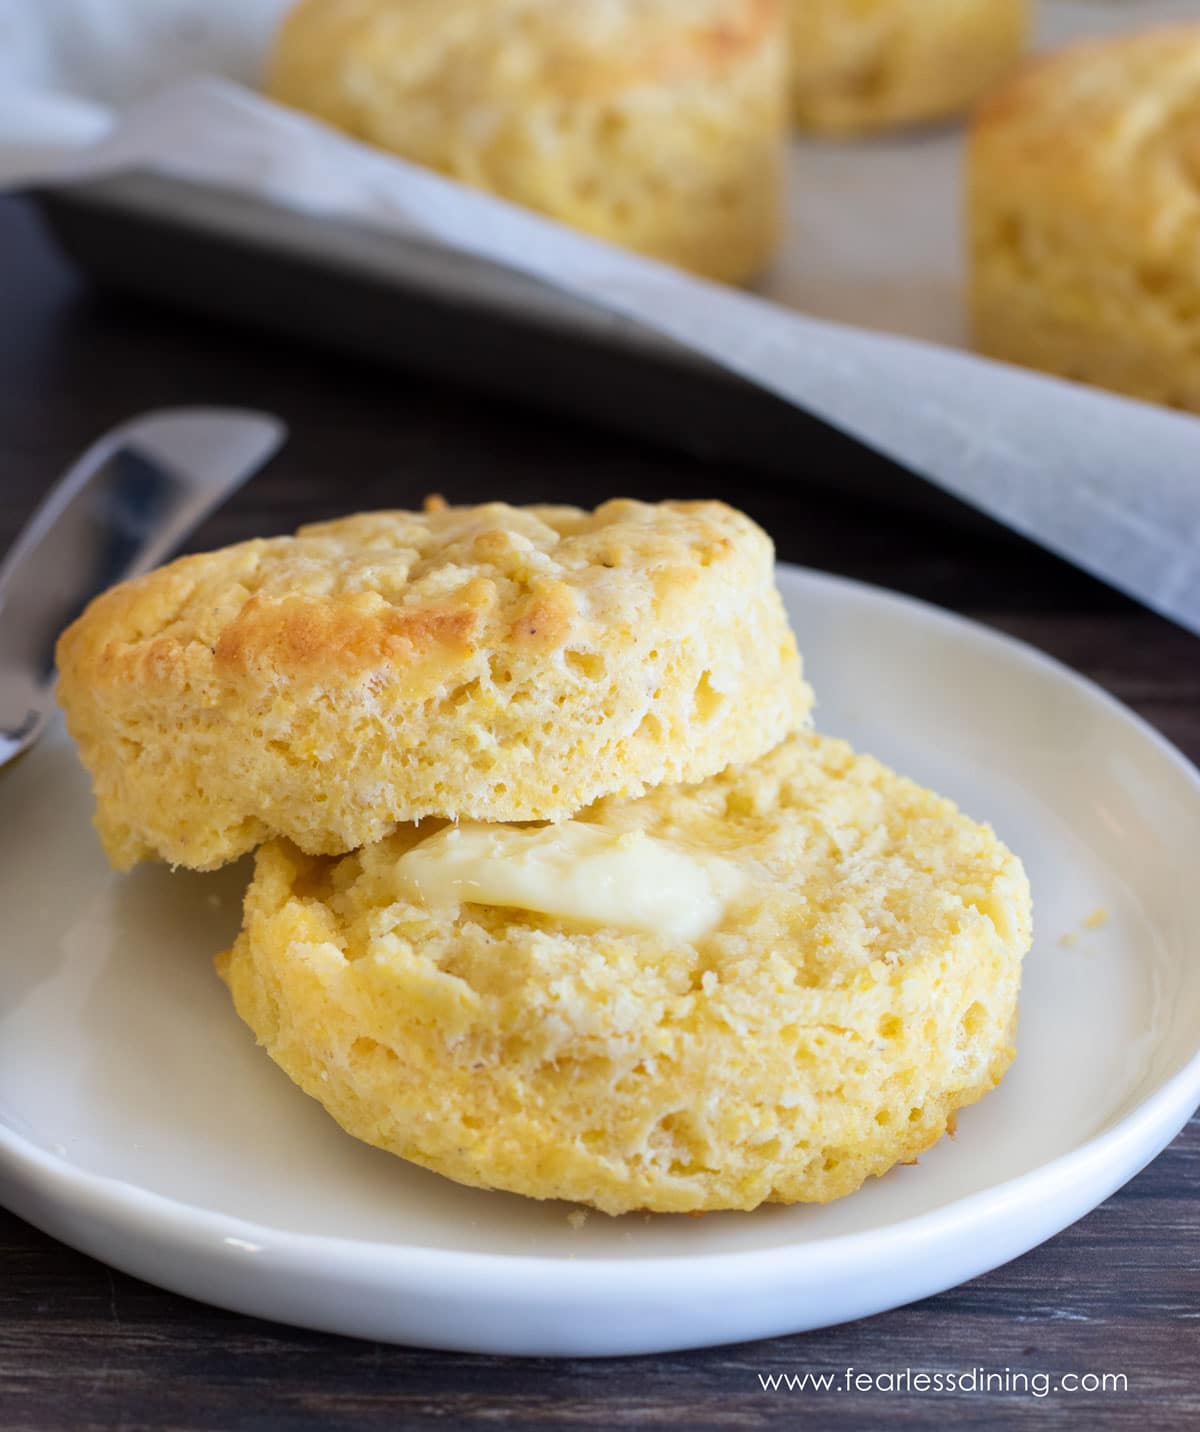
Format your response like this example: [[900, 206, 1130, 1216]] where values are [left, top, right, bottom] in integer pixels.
[[3, 565, 1199, 1293]]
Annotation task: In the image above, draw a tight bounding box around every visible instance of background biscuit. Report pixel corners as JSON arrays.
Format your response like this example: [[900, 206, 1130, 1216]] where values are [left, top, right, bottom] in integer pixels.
[[969, 25, 1200, 412], [269, 0, 787, 284], [788, 0, 1028, 133]]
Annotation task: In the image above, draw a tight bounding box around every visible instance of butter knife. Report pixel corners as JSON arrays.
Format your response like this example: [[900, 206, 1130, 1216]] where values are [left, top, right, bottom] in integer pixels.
[[0, 407, 286, 768]]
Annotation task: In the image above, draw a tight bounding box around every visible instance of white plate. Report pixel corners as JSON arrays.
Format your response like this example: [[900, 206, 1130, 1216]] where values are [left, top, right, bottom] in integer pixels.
[[2, 566, 1198, 1356]]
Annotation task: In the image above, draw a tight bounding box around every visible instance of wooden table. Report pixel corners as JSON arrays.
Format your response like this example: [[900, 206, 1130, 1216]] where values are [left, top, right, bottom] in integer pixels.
[[0, 195, 1195, 1430]]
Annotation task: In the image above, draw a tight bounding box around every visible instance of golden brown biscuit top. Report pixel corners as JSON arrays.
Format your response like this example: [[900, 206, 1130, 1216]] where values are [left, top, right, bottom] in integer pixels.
[[58, 498, 773, 696], [972, 26, 1200, 243], [271, 0, 780, 102]]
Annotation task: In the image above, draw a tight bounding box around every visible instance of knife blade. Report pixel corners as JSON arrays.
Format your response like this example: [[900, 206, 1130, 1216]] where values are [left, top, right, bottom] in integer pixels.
[[0, 407, 286, 768]]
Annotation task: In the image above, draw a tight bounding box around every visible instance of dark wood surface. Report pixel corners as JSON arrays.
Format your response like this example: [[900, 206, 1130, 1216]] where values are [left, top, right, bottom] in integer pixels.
[[0, 194, 1196, 1430]]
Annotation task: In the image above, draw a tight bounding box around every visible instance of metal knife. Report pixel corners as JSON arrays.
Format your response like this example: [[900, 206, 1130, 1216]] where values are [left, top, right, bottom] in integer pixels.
[[0, 407, 286, 769]]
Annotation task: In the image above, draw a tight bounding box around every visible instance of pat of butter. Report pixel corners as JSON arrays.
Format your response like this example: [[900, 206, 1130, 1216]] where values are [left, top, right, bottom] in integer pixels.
[[395, 820, 745, 942]]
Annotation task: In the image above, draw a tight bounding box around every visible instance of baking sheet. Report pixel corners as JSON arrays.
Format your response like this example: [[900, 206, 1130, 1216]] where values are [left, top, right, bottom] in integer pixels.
[[2, 0, 1200, 635]]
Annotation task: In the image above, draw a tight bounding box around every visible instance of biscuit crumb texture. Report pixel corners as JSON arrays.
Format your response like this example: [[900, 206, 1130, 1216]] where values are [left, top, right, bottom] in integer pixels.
[[217, 731, 1031, 1214], [269, 0, 786, 283], [788, 0, 1028, 133], [56, 499, 810, 871], [970, 26, 1200, 411], [1060, 906, 1110, 947]]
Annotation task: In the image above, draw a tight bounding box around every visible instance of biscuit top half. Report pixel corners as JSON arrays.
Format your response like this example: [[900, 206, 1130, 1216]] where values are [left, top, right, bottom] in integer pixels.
[[56, 498, 811, 867], [972, 26, 1200, 246], [270, 0, 781, 108], [62, 498, 772, 696]]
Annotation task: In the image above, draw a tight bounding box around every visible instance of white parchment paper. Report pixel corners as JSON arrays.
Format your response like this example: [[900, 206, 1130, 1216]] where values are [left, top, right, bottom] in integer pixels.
[[2, 0, 1199, 633]]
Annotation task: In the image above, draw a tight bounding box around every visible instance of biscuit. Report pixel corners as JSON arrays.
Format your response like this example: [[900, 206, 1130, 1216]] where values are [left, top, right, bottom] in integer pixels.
[[56, 499, 810, 871], [788, 0, 1028, 133], [969, 27, 1200, 412], [217, 731, 1031, 1214], [267, 0, 787, 284]]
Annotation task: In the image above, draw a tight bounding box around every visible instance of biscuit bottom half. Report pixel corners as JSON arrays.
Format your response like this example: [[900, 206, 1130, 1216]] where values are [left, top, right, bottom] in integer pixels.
[[217, 731, 1031, 1214]]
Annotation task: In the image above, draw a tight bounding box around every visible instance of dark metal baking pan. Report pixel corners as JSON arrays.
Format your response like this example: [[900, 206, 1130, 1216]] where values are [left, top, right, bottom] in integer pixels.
[[32, 172, 988, 523]]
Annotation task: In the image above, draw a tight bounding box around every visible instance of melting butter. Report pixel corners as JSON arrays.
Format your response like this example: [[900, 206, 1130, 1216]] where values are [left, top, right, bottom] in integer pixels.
[[395, 820, 746, 941]]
